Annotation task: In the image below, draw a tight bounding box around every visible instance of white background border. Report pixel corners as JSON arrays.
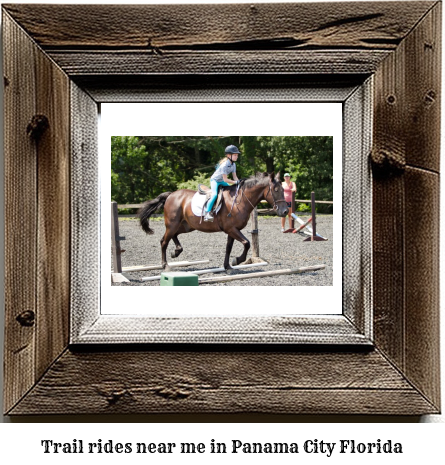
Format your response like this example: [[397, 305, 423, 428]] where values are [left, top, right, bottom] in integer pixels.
[[101, 102, 342, 316]]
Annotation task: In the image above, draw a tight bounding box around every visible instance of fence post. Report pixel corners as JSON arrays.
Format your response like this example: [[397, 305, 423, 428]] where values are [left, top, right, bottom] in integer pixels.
[[311, 191, 316, 239], [304, 192, 327, 242], [251, 207, 260, 258], [291, 190, 296, 228], [111, 201, 123, 272], [244, 207, 266, 265]]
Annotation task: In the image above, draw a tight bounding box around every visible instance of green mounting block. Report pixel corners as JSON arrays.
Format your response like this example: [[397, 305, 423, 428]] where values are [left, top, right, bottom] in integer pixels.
[[160, 272, 199, 286]]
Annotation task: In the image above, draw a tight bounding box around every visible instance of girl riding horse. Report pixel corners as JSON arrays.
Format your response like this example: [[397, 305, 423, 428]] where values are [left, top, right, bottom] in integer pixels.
[[139, 172, 289, 271], [204, 145, 240, 222]]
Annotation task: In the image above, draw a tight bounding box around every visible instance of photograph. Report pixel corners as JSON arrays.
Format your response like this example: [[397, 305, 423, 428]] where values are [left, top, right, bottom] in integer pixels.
[[110, 135, 334, 288]]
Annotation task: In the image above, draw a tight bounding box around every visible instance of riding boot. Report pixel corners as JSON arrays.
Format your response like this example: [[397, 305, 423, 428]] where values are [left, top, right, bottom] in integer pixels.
[[204, 211, 214, 222]]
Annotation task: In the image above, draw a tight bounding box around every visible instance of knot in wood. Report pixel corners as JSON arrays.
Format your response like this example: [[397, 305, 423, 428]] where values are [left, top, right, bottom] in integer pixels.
[[386, 95, 396, 105], [16, 310, 35, 327], [370, 149, 405, 178], [154, 386, 191, 400], [105, 390, 128, 405], [96, 385, 130, 405], [27, 115, 49, 140]]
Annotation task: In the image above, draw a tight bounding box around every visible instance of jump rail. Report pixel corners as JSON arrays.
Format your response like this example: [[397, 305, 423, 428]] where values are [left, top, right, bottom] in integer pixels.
[[124, 260, 210, 273], [199, 265, 326, 284], [142, 261, 268, 282]]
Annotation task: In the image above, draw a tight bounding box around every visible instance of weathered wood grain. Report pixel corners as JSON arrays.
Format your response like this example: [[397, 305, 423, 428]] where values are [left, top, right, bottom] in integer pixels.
[[372, 176, 405, 367], [3, 12, 38, 414], [3, 11, 72, 413], [9, 349, 437, 415], [75, 315, 370, 346], [343, 81, 372, 336], [35, 36, 71, 382], [70, 82, 100, 338], [404, 2, 441, 172], [372, 20, 408, 370], [47, 50, 390, 76], [371, 11, 408, 371], [372, 3, 441, 412], [404, 167, 440, 408], [371, 1, 441, 174], [3, 3, 435, 50], [81, 76, 361, 104]]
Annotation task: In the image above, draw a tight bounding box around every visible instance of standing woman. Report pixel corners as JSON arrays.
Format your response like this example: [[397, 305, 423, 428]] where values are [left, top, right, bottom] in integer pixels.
[[204, 145, 240, 222], [281, 173, 296, 232]]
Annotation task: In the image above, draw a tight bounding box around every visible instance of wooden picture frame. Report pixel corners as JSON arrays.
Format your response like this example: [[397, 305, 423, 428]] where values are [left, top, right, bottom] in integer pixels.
[[2, 2, 440, 415]]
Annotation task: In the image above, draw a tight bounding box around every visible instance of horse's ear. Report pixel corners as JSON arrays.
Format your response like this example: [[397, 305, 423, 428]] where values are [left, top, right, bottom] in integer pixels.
[[269, 172, 275, 182], [275, 172, 281, 182]]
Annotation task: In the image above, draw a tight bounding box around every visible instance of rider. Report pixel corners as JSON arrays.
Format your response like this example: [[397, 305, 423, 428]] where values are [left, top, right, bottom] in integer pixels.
[[204, 145, 240, 222]]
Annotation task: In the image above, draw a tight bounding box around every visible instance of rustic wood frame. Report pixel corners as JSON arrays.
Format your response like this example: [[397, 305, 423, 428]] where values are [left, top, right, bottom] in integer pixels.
[[75, 83, 371, 346], [3, 2, 441, 415]]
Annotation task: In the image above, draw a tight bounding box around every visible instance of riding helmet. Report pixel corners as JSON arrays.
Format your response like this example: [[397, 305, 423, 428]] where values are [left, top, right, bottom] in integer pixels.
[[225, 145, 241, 154]]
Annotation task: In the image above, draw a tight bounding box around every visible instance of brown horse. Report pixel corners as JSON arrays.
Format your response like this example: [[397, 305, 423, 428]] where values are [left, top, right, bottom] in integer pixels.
[[138, 172, 289, 270]]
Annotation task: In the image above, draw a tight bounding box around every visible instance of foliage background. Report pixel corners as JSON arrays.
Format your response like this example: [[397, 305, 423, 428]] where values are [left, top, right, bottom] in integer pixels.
[[111, 136, 333, 213]]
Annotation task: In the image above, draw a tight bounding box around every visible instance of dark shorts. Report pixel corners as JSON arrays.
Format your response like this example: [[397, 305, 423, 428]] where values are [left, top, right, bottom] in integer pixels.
[[286, 202, 292, 208]]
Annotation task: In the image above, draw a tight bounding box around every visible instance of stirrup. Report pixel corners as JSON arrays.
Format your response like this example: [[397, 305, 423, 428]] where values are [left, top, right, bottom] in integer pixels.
[[204, 212, 214, 222]]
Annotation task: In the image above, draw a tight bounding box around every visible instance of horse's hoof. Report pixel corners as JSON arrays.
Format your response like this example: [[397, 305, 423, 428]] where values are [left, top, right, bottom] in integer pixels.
[[224, 265, 236, 275], [163, 265, 172, 272], [231, 258, 238, 267], [171, 252, 176, 259]]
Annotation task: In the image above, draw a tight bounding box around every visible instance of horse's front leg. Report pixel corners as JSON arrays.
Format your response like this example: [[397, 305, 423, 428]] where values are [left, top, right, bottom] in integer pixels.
[[226, 229, 251, 267]]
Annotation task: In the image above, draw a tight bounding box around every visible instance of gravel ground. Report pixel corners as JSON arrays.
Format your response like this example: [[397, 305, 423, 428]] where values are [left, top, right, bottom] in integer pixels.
[[112, 215, 333, 286]]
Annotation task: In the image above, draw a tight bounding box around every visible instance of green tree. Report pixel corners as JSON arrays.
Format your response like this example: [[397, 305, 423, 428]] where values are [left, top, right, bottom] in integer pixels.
[[274, 136, 333, 212], [111, 136, 149, 203], [110, 135, 333, 213]]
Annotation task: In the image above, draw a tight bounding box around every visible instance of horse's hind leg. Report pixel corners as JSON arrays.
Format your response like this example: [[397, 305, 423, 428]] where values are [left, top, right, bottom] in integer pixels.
[[160, 231, 173, 271], [161, 228, 182, 270], [171, 234, 183, 259], [162, 222, 191, 267]]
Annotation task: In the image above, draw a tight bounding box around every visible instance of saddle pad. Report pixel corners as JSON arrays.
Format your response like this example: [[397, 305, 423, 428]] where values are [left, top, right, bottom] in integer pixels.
[[191, 192, 222, 217]]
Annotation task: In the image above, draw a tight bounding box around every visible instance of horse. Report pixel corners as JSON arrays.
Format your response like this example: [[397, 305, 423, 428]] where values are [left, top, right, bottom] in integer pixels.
[[138, 172, 289, 271]]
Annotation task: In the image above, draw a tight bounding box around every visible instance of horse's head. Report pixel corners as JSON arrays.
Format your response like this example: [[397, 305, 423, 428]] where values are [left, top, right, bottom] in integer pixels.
[[264, 172, 289, 217]]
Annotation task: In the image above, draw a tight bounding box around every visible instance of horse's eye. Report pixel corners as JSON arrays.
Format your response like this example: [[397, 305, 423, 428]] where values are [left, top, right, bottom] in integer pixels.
[[274, 187, 278, 192]]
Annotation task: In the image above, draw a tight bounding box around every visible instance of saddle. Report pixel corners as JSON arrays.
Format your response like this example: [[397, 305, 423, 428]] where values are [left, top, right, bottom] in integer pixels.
[[198, 184, 226, 215]]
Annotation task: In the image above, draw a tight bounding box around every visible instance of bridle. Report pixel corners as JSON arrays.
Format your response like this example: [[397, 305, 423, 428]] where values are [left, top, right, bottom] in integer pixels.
[[265, 183, 288, 211], [228, 180, 287, 217]]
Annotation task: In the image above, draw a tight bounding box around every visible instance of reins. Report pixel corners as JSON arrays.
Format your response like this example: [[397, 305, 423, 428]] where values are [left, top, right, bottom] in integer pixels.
[[227, 180, 285, 217], [227, 181, 243, 217], [241, 189, 255, 209]]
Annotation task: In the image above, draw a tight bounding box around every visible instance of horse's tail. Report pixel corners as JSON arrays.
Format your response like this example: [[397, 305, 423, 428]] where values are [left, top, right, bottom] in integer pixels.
[[138, 192, 172, 235]]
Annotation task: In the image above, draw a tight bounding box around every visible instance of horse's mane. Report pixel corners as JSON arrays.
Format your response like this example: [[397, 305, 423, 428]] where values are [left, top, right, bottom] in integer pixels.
[[241, 172, 271, 190]]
